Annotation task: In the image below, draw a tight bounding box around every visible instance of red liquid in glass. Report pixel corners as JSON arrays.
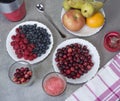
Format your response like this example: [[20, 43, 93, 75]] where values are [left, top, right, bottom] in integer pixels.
[[43, 76, 66, 96], [3, 2, 26, 21], [104, 32, 120, 52]]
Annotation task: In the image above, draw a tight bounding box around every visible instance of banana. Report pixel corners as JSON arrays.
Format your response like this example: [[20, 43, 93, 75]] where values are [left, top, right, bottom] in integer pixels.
[[81, 1, 103, 18]]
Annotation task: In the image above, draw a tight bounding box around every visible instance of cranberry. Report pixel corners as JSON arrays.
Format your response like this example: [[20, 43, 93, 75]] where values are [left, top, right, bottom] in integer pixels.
[[12, 67, 32, 84], [55, 43, 94, 79]]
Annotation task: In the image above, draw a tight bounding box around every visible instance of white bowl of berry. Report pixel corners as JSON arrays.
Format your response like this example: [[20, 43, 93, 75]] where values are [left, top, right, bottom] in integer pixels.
[[8, 61, 34, 86], [6, 21, 54, 64], [52, 38, 100, 84]]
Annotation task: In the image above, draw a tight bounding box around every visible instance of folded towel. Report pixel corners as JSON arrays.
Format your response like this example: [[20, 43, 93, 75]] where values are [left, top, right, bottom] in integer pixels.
[[65, 52, 120, 101]]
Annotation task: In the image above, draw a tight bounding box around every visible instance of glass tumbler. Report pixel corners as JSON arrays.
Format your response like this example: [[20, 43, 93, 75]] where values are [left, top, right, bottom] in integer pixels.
[[42, 72, 67, 96], [8, 61, 34, 86], [0, 0, 26, 21]]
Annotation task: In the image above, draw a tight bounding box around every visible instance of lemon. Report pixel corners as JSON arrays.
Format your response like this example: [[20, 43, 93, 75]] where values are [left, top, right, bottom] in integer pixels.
[[86, 11, 105, 28]]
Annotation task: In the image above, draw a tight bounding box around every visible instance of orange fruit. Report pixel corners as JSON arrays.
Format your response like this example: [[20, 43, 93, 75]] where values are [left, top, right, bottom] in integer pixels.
[[86, 11, 105, 28]]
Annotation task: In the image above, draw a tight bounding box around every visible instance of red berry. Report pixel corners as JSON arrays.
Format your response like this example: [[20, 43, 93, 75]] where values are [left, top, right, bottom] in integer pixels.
[[17, 54, 23, 58], [11, 35, 16, 40], [68, 48, 72, 53], [13, 44, 20, 50], [20, 34, 25, 38], [15, 37, 20, 42], [23, 55, 29, 60], [23, 38, 28, 44], [20, 44, 26, 50], [87, 65, 92, 70], [76, 73, 81, 78], [66, 70, 71, 74], [27, 46, 33, 52], [28, 56, 34, 61], [11, 41, 15, 46], [32, 54, 37, 58], [16, 33, 21, 38], [24, 50, 30, 55]]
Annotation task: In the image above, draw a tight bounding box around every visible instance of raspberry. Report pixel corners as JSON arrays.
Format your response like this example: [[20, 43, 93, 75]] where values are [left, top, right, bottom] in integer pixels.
[[28, 56, 34, 61], [17, 53, 23, 58], [15, 37, 20, 42], [18, 41, 24, 45], [16, 28, 21, 34], [11, 41, 15, 46], [29, 44, 35, 49], [32, 54, 37, 58], [20, 34, 25, 38], [24, 50, 30, 55], [11, 35, 16, 40], [16, 33, 21, 38], [27, 46, 33, 52], [23, 38, 28, 44], [15, 49, 22, 54], [23, 55, 29, 60], [19, 44, 26, 50], [13, 44, 20, 50]]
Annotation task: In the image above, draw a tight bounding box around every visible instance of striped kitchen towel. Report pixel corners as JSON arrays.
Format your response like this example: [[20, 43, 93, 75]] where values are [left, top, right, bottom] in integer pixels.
[[65, 52, 120, 101]]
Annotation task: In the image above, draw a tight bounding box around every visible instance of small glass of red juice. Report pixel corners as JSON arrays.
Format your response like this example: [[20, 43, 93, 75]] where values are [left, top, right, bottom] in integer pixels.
[[104, 31, 120, 52], [42, 72, 67, 96]]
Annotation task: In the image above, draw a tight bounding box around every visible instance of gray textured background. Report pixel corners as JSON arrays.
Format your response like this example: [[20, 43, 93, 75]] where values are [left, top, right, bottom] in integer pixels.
[[0, 0, 119, 101]]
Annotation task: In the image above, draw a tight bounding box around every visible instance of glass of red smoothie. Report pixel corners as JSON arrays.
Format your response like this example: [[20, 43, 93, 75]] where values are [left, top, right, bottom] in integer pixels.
[[42, 72, 67, 96]]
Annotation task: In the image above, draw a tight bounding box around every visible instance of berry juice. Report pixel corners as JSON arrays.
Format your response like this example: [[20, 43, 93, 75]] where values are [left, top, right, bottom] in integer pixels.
[[43, 72, 66, 96], [104, 31, 120, 52], [0, 0, 26, 21]]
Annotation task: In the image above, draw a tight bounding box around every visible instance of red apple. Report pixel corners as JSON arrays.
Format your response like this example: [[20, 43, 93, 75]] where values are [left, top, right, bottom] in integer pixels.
[[62, 9, 85, 32]]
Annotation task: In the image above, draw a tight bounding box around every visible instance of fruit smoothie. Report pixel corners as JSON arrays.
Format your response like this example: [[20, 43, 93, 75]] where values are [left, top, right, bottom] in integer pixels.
[[43, 73, 66, 96]]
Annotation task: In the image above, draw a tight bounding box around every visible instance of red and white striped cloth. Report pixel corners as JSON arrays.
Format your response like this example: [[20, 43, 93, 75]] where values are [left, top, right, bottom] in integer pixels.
[[65, 53, 120, 101]]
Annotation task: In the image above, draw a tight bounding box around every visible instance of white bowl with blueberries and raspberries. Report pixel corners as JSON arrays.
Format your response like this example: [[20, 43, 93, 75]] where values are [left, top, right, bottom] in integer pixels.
[[52, 38, 100, 84], [6, 21, 54, 64]]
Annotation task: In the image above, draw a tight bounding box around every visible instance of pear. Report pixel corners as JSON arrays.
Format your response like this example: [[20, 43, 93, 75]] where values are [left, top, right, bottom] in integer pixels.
[[63, 0, 94, 10], [63, 0, 71, 11], [81, 1, 104, 18], [90, 1, 104, 12], [81, 2, 94, 18], [68, 0, 85, 10]]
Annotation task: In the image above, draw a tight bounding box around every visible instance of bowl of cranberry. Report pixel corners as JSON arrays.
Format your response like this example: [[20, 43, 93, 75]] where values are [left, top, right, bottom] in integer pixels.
[[52, 38, 100, 84], [8, 61, 34, 86]]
